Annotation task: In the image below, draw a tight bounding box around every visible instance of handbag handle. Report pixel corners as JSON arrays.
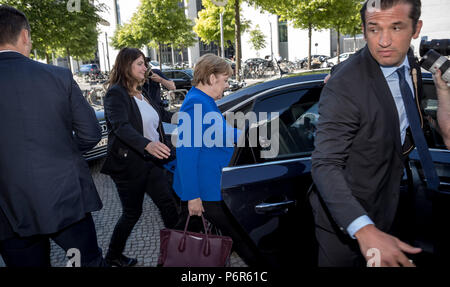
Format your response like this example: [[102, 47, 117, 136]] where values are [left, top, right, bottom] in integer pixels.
[[178, 214, 211, 256]]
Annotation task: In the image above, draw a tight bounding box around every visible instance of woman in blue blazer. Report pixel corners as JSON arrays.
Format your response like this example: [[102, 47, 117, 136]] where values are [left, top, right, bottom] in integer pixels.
[[173, 54, 261, 267]]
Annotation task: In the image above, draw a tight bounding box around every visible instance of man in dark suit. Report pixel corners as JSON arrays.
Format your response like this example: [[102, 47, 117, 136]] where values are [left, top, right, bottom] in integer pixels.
[[311, 0, 427, 267], [0, 6, 105, 266]]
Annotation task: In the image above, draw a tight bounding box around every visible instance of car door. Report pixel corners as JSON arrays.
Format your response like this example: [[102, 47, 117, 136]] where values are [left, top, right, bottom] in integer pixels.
[[404, 76, 450, 264], [220, 81, 324, 267]]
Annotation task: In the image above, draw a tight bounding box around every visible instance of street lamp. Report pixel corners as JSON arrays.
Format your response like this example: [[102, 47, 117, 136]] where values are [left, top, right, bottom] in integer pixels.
[[212, 0, 228, 58]]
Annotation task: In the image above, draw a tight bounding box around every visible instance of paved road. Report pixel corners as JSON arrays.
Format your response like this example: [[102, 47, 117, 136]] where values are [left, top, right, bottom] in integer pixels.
[[48, 158, 246, 267], [1, 158, 246, 267]]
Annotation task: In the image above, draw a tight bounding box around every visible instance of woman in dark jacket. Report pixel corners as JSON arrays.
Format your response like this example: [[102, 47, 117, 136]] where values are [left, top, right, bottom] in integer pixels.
[[101, 48, 179, 267]]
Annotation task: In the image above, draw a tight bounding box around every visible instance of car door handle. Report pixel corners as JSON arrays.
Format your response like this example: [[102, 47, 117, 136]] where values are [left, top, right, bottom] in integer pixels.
[[255, 200, 295, 214]]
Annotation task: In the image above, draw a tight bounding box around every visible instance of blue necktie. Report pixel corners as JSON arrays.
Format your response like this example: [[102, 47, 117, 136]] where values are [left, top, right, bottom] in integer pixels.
[[396, 66, 440, 191]]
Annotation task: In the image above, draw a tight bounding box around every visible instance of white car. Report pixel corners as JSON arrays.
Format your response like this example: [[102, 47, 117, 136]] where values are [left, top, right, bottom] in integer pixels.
[[322, 52, 355, 68]]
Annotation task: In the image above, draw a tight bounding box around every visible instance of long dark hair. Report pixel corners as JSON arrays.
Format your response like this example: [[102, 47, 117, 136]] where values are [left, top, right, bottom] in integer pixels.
[[105, 47, 146, 95]]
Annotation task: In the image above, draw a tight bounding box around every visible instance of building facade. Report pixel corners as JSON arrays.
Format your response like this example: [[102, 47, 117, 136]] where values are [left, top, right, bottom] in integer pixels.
[[96, 0, 450, 72]]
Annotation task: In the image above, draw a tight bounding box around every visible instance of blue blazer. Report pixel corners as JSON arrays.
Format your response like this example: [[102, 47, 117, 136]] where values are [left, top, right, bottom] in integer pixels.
[[173, 87, 240, 201]]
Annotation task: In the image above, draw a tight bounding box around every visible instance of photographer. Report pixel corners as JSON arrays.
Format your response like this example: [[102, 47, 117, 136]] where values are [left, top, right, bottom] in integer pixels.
[[435, 69, 450, 148]]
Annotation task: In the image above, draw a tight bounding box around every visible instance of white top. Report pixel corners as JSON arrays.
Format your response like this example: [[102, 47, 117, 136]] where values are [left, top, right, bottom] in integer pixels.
[[133, 95, 160, 142]]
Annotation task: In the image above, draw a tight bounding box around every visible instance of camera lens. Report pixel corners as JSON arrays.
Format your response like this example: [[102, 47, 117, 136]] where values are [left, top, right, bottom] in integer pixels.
[[420, 49, 450, 83], [420, 39, 450, 57]]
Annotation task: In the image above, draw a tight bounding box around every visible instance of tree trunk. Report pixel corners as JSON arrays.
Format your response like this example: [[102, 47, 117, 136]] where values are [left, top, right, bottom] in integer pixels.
[[159, 43, 163, 70], [66, 47, 72, 73], [45, 53, 50, 65], [234, 0, 241, 81], [171, 44, 176, 66], [308, 24, 312, 70], [336, 27, 341, 64], [354, 35, 357, 52], [180, 46, 185, 64]]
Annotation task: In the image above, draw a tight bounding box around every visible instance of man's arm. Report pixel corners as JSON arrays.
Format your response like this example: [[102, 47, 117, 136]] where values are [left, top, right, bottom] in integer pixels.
[[435, 70, 450, 149], [312, 85, 421, 266], [151, 70, 175, 90], [69, 73, 101, 153], [311, 85, 368, 231]]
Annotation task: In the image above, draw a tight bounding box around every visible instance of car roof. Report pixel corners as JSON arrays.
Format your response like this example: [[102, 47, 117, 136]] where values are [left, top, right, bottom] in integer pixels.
[[217, 73, 327, 112]]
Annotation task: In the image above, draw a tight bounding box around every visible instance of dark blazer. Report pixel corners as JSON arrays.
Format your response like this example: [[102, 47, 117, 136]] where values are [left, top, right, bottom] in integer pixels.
[[310, 46, 423, 235], [0, 51, 102, 240], [100, 83, 173, 180]]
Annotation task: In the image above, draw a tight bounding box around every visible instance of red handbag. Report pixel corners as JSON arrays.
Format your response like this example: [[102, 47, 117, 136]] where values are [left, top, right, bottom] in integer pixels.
[[158, 215, 233, 267]]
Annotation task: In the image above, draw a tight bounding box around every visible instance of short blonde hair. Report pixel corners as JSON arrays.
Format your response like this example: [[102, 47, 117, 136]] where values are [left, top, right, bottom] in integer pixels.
[[192, 54, 233, 86]]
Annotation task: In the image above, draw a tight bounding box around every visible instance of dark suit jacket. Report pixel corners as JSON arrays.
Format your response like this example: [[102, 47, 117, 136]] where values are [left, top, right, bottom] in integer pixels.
[[100, 83, 174, 180], [0, 51, 102, 240], [310, 46, 424, 235]]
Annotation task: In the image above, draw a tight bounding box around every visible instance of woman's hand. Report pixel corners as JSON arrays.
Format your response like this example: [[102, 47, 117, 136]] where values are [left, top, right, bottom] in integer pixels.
[[188, 198, 204, 216], [144, 141, 171, 159]]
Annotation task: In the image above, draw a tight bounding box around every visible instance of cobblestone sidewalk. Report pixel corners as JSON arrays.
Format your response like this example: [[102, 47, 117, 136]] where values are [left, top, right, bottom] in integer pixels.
[[47, 159, 247, 267]]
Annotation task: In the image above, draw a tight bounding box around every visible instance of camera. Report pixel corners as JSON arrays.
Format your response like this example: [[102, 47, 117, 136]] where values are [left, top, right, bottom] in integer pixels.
[[419, 38, 450, 83]]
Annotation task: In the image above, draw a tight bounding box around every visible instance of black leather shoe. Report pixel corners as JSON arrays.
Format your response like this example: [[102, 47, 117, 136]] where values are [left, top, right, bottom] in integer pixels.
[[105, 254, 138, 267]]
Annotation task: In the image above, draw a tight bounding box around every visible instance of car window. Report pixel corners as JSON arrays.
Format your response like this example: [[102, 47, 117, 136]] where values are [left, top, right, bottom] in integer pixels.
[[162, 71, 173, 78], [232, 86, 322, 165], [173, 71, 189, 79], [421, 79, 446, 149]]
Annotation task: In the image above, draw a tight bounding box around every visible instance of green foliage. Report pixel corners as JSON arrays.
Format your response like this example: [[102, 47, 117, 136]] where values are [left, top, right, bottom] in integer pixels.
[[0, 0, 105, 61], [340, 1, 363, 37], [248, 0, 329, 30], [248, 24, 266, 51], [193, 0, 250, 46], [110, 0, 196, 59]]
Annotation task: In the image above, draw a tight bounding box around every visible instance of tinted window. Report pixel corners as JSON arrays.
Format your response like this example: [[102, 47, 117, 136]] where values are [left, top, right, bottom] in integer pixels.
[[173, 71, 189, 79], [231, 86, 322, 165], [162, 71, 173, 78], [421, 79, 446, 149]]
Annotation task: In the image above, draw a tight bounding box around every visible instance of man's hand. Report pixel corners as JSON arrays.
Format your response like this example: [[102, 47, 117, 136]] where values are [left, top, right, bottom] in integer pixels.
[[144, 141, 171, 159], [434, 69, 450, 149], [434, 69, 450, 92], [150, 73, 176, 90], [188, 198, 204, 216], [355, 225, 421, 267]]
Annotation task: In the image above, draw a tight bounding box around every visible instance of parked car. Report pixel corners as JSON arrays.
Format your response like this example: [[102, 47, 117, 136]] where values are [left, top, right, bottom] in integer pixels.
[[79, 63, 100, 75], [82, 105, 108, 161], [297, 55, 329, 69], [162, 69, 193, 91], [165, 72, 449, 267], [322, 52, 355, 67]]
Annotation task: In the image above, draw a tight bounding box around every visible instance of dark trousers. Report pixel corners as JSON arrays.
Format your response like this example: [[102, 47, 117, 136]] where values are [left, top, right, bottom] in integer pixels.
[[107, 163, 179, 258], [0, 214, 105, 267], [175, 200, 264, 267]]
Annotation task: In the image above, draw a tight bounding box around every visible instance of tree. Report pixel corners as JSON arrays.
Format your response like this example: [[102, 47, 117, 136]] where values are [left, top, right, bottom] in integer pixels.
[[0, 0, 105, 66], [248, 24, 266, 56], [324, 0, 361, 63], [340, 1, 364, 52], [248, 0, 329, 70], [194, 0, 250, 55], [110, 0, 195, 70]]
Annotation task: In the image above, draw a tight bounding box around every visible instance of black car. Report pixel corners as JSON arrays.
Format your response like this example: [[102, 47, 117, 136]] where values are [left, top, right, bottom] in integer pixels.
[[82, 105, 108, 161], [209, 73, 449, 267], [162, 69, 193, 91]]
